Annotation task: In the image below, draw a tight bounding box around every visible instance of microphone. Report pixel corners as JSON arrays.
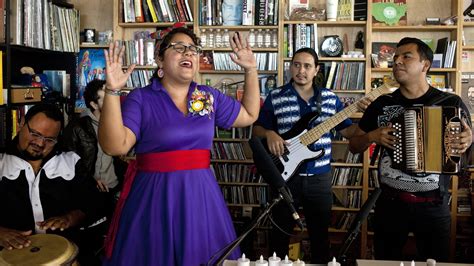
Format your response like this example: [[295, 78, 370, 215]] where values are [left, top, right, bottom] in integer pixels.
[[249, 136, 304, 230]]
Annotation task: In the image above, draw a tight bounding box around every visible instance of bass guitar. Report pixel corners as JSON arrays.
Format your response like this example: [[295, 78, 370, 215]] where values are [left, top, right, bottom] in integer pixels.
[[262, 82, 398, 182]]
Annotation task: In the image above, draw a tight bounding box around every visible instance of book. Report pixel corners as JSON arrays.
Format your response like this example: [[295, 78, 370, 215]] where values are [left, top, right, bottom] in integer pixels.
[[199, 51, 214, 71], [288, 0, 308, 18], [337, 0, 354, 21], [426, 74, 446, 89], [371, 42, 397, 68], [76, 48, 106, 109], [222, 0, 243, 25], [461, 72, 474, 115]]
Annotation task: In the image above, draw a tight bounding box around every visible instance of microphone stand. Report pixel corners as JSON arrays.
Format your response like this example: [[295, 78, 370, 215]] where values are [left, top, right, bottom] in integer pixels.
[[207, 196, 282, 266]]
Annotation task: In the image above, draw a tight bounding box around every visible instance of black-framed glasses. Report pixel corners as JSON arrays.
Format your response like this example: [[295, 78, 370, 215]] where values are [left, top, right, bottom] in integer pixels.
[[166, 42, 202, 55], [26, 122, 58, 146]]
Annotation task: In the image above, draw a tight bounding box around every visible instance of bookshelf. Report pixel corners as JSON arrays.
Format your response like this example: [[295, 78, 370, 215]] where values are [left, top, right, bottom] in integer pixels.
[[96, 0, 474, 261], [0, 0, 79, 149]]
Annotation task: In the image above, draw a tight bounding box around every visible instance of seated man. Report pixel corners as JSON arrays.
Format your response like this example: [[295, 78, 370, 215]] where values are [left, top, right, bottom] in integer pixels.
[[0, 103, 103, 263]]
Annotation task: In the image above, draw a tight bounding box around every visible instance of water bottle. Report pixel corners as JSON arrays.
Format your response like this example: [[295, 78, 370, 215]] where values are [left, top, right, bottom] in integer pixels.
[[200, 29, 207, 48], [222, 29, 230, 48], [207, 29, 214, 48], [248, 29, 256, 48], [264, 29, 272, 48], [256, 29, 264, 48], [221, 81, 228, 94], [271, 29, 278, 48], [215, 29, 223, 48]]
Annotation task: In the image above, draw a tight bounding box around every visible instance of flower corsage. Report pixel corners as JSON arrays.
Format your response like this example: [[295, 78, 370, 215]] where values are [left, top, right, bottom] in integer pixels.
[[188, 88, 214, 118]]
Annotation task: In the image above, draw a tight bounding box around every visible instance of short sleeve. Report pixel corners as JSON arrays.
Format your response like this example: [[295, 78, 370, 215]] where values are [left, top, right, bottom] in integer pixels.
[[121, 89, 143, 139], [212, 87, 241, 129], [255, 95, 276, 130]]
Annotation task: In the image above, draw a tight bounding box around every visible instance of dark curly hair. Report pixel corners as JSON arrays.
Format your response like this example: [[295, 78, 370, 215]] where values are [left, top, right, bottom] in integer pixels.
[[151, 27, 200, 81]]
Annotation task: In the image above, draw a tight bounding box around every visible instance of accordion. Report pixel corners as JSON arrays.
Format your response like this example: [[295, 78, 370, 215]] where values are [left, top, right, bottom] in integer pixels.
[[390, 106, 462, 174]]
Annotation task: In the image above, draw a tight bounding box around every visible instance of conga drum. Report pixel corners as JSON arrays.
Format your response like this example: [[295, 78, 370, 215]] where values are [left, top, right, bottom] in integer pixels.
[[0, 234, 78, 266]]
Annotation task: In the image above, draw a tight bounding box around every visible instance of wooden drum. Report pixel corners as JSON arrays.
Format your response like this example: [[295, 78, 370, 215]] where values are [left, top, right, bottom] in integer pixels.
[[0, 234, 78, 266]]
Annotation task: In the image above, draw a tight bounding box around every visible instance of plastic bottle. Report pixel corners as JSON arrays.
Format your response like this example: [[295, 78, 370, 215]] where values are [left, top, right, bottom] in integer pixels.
[[222, 29, 230, 48], [207, 29, 214, 48], [200, 29, 207, 48], [248, 29, 256, 48], [271, 29, 278, 48], [215, 29, 223, 48], [221, 81, 228, 94], [264, 29, 272, 48], [256, 29, 264, 48]]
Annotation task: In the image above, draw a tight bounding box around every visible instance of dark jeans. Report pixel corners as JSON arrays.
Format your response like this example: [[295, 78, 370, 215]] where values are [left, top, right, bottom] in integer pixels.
[[269, 172, 333, 263], [374, 189, 451, 261]]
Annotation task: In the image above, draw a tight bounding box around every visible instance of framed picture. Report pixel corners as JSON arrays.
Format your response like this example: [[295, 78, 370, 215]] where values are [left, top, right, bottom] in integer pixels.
[[76, 48, 106, 110]]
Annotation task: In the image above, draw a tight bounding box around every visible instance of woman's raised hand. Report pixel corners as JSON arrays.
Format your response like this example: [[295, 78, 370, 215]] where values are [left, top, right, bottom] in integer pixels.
[[104, 41, 136, 91], [229, 32, 257, 72]]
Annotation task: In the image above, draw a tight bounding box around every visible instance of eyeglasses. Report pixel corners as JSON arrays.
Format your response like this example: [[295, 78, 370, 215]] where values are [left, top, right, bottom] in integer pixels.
[[166, 42, 202, 55], [26, 122, 58, 146]]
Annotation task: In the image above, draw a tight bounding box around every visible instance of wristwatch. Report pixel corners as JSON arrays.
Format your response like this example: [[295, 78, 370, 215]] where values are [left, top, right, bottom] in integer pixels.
[[320, 35, 343, 57]]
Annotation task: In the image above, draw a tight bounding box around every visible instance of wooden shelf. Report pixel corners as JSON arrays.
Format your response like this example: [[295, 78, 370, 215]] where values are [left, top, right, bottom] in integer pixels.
[[283, 57, 366, 61], [371, 67, 456, 73], [372, 25, 458, 31], [211, 159, 254, 163], [199, 25, 278, 30], [218, 182, 268, 186], [118, 22, 193, 28], [203, 47, 278, 52], [213, 138, 250, 142], [199, 70, 277, 74], [283, 20, 366, 26]]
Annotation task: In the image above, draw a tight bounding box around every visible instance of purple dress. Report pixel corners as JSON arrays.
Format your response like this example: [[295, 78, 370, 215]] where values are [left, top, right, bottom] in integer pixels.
[[103, 79, 242, 265]]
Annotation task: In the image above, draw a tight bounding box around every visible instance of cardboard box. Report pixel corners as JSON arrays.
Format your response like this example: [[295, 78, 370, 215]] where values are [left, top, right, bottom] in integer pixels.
[[11, 87, 42, 104]]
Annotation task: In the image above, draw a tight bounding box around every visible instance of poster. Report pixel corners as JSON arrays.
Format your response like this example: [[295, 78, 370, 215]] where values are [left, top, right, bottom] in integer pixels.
[[76, 48, 106, 109]]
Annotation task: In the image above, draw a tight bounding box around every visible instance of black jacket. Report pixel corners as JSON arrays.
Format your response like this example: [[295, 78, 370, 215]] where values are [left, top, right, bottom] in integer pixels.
[[62, 115, 126, 188]]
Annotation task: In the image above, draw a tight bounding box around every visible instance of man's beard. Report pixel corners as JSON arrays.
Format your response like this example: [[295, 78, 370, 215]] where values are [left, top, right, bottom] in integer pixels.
[[20, 145, 45, 161]]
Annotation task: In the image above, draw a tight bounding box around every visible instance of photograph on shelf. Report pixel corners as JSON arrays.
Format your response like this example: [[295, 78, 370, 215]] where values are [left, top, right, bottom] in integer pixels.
[[372, 0, 407, 26], [371, 42, 397, 68], [76, 48, 106, 110]]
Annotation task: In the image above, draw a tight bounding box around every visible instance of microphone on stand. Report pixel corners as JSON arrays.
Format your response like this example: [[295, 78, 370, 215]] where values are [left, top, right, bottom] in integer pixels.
[[249, 136, 304, 230]]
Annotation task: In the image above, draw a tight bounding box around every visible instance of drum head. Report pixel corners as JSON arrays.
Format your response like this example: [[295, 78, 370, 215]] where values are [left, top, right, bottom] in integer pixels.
[[0, 234, 77, 265]]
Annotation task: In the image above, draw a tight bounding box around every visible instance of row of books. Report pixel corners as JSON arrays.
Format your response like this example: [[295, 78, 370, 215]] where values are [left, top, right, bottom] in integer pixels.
[[331, 212, 356, 230], [214, 126, 253, 139], [122, 0, 193, 23], [334, 189, 362, 208], [125, 70, 154, 89], [122, 36, 157, 67], [199, 0, 279, 26], [323, 62, 366, 91], [211, 163, 257, 183], [9, 0, 80, 52], [207, 52, 278, 71], [211, 142, 253, 160], [368, 169, 380, 188], [332, 167, 363, 186], [284, 23, 319, 58], [221, 186, 268, 205]]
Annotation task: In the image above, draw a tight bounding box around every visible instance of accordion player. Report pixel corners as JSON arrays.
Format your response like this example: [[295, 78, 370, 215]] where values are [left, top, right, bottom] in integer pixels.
[[389, 105, 462, 174]]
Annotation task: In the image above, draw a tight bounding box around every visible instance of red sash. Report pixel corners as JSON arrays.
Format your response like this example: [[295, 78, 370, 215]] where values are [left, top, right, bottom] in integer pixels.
[[104, 149, 210, 258]]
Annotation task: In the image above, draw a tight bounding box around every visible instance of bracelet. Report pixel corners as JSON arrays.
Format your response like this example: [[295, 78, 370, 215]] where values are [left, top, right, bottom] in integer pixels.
[[105, 88, 122, 96]]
